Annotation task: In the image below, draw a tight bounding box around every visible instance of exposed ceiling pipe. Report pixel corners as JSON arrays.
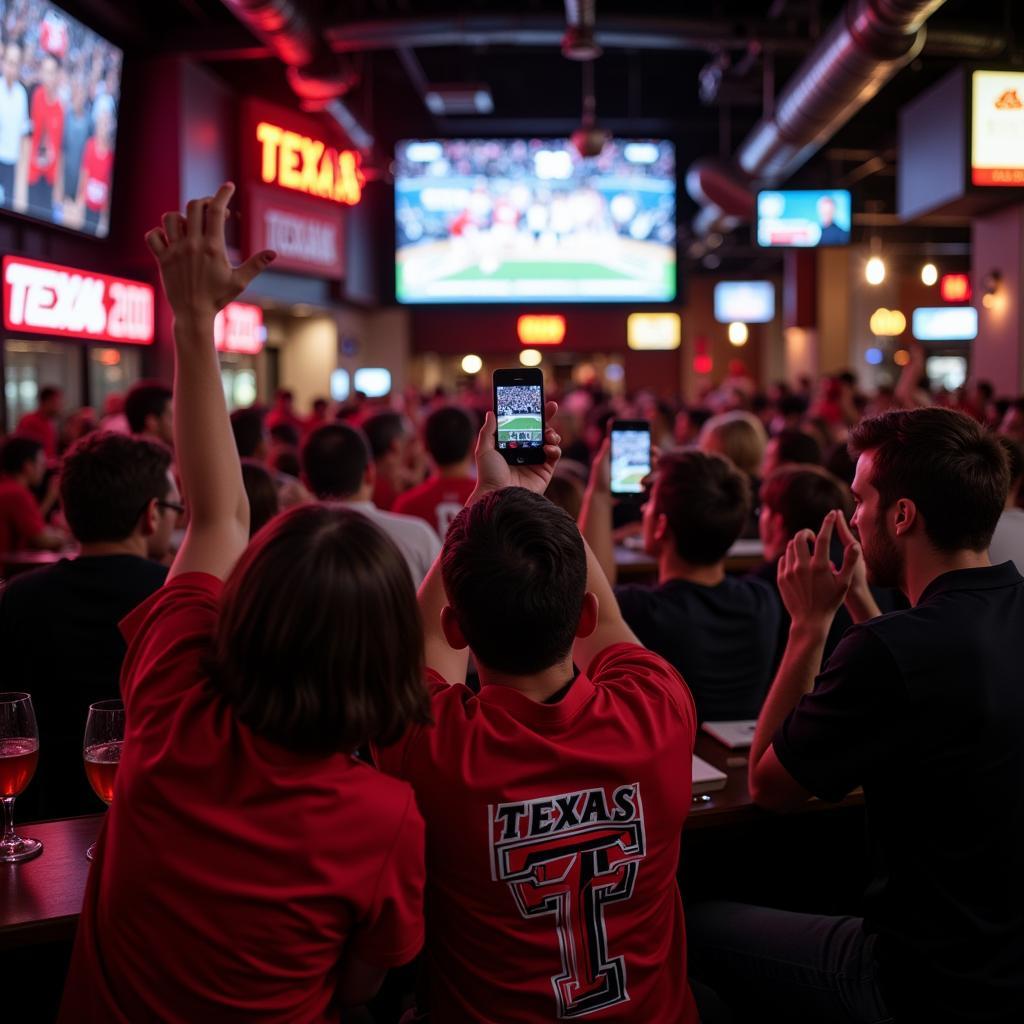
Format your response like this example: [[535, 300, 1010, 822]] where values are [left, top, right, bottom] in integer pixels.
[[687, 0, 949, 238], [563, 1, 603, 60], [220, 0, 358, 101]]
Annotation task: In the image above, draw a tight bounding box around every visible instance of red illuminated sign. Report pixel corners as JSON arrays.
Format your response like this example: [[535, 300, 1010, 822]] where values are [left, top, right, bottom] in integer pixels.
[[2, 256, 154, 345], [257, 121, 363, 206], [247, 185, 345, 279], [940, 274, 972, 303], [517, 315, 566, 346], [214, 302, 264, 355]]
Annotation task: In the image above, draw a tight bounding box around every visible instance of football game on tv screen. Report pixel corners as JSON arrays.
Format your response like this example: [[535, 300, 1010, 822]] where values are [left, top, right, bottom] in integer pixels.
[[0, 0, 122, 238], [394, 138, 677, 304]]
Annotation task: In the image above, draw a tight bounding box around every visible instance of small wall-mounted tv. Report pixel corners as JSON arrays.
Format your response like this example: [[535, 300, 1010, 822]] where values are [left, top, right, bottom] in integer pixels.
[[756, 189, 851, 248], [394, 138, 676, 303], [714, 280, 775, 323], [0, 1, 123, 238]]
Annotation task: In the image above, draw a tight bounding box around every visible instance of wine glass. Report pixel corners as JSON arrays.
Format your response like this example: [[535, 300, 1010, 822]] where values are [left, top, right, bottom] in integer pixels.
[[0, 692, 43, 863], [83, 700, 124, 861]]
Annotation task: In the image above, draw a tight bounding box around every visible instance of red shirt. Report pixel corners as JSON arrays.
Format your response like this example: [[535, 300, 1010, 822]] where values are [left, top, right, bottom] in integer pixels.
[[60, 573, 425, 1023], [392, 475, 476, 535], [15, 410, 56, 456], [28, 87, 63, 186], [0, 478, 44, 554], [375, 644, 699, 1023], [372, 474, 399, 512], [80, 137, 113, 211]]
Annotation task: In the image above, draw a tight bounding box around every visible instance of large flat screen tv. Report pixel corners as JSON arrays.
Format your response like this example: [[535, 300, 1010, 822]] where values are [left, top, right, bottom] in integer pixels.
[[756, 189, 851, 248], [0, 1, 122, 238], [395, 138, 676, 303]]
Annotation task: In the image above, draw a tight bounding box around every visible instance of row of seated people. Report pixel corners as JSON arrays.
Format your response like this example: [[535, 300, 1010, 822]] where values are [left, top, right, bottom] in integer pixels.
[[3, 185, 1024, 1023]]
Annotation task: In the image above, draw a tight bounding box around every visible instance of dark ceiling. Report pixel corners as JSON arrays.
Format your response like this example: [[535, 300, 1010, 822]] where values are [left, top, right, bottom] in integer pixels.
[[60, 1, 1024, 273]]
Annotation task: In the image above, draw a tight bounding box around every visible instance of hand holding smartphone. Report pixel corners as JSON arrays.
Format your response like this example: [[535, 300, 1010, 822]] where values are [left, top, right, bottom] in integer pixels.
[[493, 368, 546, 466], [610, 420, 652, 498]]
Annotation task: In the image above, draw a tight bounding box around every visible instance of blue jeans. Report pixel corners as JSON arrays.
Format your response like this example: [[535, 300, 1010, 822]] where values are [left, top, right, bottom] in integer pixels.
[[687, 901, 893, 1024]]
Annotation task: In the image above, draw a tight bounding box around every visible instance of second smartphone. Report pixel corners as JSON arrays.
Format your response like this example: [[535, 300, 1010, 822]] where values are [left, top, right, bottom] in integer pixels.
[[493, 368, 546, 465], [610, 419, 652, 497]]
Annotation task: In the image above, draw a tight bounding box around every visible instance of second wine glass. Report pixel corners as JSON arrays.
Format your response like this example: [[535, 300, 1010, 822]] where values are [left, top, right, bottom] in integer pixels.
[[83, 699, 124, 862]]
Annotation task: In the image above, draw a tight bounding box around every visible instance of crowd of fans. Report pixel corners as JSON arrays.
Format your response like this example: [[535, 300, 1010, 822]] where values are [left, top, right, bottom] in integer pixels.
[[1, 184, 1023, 1024]]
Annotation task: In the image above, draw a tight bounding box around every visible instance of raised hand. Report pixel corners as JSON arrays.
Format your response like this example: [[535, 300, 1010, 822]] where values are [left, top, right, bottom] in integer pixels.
[[144, 182, 275, 322], [778, 509, 862, 630], [474, 400, 561, 497]]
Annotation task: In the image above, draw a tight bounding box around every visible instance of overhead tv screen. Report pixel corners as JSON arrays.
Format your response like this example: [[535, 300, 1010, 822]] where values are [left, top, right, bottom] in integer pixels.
[[757, 189, 852, 248], [0, 1, 122, 238], [714, 280, 775, 323], [394, 138, 676, 303]]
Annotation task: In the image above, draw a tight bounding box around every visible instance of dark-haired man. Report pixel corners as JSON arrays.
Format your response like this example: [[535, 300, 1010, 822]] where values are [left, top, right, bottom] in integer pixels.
[[301, 422, 440, 584], [583, 446, 780, 722], [0, 434, 64, 556], [761, 428, 822, 478], [364, 410, 420, 511], [1, 432, 177, 820], [690, 408, 1024, 1024], [125, 380, 174, 448], [374, 406, 702, 1022], [393, 405, 476, 535]]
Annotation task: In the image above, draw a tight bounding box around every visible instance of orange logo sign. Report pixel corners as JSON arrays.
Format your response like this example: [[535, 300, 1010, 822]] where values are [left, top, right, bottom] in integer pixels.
[[995, 89, 1023, 110], [257, 122, 363, 205]]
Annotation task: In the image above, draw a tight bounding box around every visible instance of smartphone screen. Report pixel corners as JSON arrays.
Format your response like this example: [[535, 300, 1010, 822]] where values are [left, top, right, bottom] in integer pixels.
[[493, 369, 545, 464], [610, 421, 652, 496]]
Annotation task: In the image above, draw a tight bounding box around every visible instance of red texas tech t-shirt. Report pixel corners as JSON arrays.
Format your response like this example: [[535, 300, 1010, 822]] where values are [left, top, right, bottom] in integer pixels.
[[375, 643, 700, 1023]]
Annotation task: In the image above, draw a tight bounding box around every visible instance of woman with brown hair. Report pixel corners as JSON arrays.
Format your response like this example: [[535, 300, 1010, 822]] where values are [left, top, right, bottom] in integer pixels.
[[60, 183, 430, 1022]]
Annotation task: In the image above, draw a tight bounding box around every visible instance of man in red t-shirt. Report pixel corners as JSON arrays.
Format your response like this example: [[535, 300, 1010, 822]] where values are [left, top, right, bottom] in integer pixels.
[[26, 53, 64, 216], [15, 384, 62, 457], [394, 405, 477, 535], [0, 435, 64, 558], [375, 408, 701, 1023]]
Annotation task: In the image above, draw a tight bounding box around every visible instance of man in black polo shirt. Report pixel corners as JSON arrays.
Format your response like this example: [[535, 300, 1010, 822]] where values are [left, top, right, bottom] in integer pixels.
[[1, 432, 177, 821], [688, 408, 1024, 1024]]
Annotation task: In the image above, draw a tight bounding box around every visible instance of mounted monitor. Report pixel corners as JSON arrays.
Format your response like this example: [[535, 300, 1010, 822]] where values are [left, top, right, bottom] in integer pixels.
[[0, 2, 122, 238], [912, 306, 978, 342], [394, 138, 676, 303], [713, 281, 775, 323], [756, 189, 852, 248]]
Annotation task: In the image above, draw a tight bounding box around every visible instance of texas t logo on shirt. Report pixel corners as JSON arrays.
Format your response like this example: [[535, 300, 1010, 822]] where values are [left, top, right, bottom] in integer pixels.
[[489, 784, 647, 1018]]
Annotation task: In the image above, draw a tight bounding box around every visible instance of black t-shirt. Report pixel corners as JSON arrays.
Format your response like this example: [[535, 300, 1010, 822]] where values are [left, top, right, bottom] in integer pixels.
[[0, 554, 167, 821], [615, 575, 780, 722], [773, 562, 1024, 1023]]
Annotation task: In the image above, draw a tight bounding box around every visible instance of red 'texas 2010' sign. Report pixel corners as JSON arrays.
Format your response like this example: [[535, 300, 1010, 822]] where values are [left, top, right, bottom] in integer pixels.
[[2, 256, 154, 345]]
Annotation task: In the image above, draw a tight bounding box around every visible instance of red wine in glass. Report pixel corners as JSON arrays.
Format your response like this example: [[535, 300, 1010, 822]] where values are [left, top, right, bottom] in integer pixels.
[[0, 693, 43, 863], [83, 700, 124, 861]]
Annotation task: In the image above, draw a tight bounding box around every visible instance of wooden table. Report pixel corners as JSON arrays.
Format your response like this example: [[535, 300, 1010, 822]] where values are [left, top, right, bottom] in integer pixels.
[[688, 733, 863, 830], [0, 815, 100, 950]]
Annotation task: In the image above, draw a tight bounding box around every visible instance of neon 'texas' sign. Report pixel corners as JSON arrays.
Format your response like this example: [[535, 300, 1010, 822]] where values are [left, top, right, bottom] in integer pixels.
[[256, 121, 363, 205]]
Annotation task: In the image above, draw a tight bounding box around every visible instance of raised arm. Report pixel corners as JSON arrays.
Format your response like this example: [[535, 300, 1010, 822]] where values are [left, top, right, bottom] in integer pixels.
[[578, 437, 617, 584], [144, 182, 275, 581], [748, 511, 859, 810]]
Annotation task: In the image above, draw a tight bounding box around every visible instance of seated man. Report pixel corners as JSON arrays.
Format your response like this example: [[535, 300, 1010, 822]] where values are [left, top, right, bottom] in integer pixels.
[[374, 408, 701, 1022], [0, 435, 64, 557], [582, 445, 780, 722], [989, 436, 1024, 573], [761, 428, 823, 478], [364, 410, 421, 511], [1, 431, 177, 820], [690, 408, 1024, 1024], [393, 405, 477, 536], [301, 422, 440, 585], [754, 464, 905, 669]]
